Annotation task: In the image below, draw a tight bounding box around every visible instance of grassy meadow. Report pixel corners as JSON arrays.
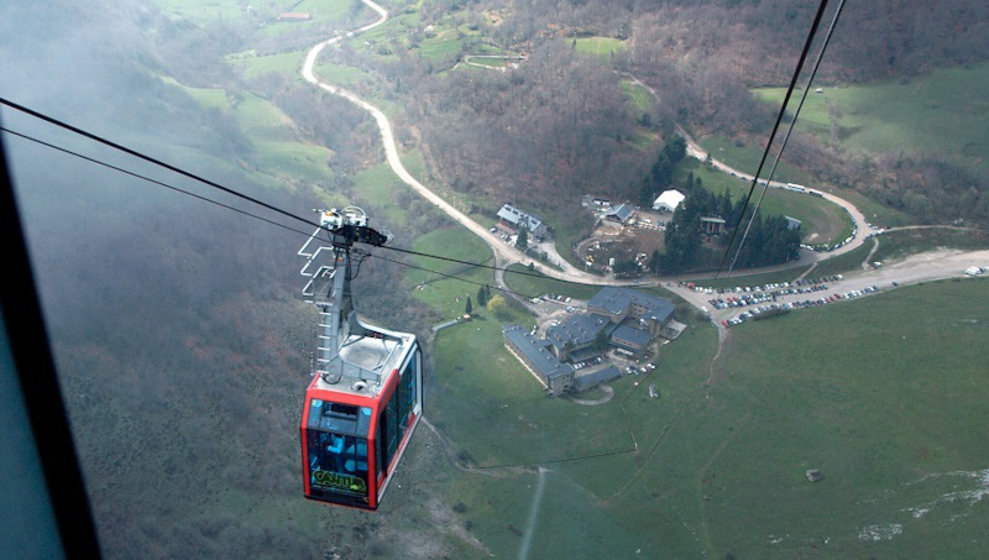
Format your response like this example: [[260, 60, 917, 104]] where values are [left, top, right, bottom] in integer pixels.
[[621, 79, 654, 113], [698, 134, 815, 185], [503, 263, 602, 301], [573, 36, 627, 57], [403, 227, 494, 319], [676, 159, 851, 245], [415, 278, 989, 558], [753, 61, 989, 173], [226, 50, 306, 80], [156, 77, 335, 190], [872, 228, 989, 264]]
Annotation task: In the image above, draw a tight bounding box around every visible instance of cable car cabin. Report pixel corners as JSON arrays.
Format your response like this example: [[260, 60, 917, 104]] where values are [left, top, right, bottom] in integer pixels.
[[300, 325, 422, 510], [298, 206, 423, 510]]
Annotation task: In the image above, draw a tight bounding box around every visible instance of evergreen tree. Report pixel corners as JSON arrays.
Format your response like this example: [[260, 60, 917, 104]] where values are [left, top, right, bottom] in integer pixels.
[[647, 250, 663, 273], [657, 181, 799, 273], [477, 285, 488, 307], [663, 135, 687, 164], [718, 190, 733, 223], [465, 296, 473, 315], [639, 177, 655, 207], [516, 227, 528, 249]]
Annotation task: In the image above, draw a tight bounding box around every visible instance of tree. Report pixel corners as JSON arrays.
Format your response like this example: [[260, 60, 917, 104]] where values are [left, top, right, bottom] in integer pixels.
[[647, 250, 663, 273], [464, 296, 473, 315], [486, 294, 510, 320], [638, 177, 655, 207], [662, 135, 687, 164], [476, 285, 488, 307], [516, 228, 528, 249]]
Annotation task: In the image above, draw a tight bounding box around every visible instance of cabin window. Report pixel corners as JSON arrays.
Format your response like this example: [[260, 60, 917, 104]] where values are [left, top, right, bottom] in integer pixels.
[[306, 399, 372, 499], [307, 430, 369, 498], [398, 352, 417, 428], [378, 391, 399, 473]]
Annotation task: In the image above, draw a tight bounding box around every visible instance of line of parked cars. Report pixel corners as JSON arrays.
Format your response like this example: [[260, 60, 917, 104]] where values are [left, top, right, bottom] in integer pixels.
[[705, 276, 844, 310], [721, 284, 882, 328]]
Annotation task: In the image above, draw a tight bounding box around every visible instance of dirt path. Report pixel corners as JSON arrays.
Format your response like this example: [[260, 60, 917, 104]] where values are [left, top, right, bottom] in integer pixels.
[[568, 384, 615, 405], [703, 327, 731, 386]]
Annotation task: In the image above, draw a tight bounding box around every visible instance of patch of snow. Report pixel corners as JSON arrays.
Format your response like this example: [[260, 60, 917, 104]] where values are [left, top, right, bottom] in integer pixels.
[[899, 468, 989, 524], [858, 523, 903, 542], [906, 507, 929, 519]]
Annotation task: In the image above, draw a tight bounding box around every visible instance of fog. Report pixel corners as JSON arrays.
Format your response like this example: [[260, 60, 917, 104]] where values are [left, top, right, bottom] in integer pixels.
[[2, 2, 345, 556]]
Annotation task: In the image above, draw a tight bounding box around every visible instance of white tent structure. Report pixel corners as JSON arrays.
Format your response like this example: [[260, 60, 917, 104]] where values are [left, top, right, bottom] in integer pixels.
[[652, 189, 685, 213]]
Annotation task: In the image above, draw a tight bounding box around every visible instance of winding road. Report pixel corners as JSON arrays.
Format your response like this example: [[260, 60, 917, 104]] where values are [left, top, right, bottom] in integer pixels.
[[302, 0, 987, 317], [302, 1, 603, 284]]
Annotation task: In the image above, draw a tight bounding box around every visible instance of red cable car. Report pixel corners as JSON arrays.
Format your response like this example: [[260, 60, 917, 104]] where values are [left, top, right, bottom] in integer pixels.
[[298, 207, 423, 510]]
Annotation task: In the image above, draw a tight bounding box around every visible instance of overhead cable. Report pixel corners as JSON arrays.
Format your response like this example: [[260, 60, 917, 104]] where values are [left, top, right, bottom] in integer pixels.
[[714, 0, 830, 278], [0, 125, 315, 239], [0, 110, 563, 289], [726, 0, 847, 277]]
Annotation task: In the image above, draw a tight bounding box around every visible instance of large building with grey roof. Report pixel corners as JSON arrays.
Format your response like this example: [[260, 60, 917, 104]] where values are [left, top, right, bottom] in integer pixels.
[[575, 365, 622, 392], [586, 287, 676, 335], [503, 324, 574, 394], [502, 288, 678, 395], [544, 313, 615, 361], [603, 202, 634, 224], [610, 324, 652, 353]]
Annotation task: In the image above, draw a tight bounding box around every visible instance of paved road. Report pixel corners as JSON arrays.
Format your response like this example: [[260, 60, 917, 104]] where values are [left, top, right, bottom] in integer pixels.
[[673, 248, 989, 325], [303, 1, 985, 320], [673, 128, 871, 259]]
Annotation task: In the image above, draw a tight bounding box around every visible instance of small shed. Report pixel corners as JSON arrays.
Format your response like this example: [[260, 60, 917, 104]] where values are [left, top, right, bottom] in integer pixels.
[[603, 203, 634, 224], [700, 216, 726, 235]]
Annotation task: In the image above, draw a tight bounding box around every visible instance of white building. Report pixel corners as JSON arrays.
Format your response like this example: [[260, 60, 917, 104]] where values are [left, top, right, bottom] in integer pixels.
[[652, 189, 685, 213]]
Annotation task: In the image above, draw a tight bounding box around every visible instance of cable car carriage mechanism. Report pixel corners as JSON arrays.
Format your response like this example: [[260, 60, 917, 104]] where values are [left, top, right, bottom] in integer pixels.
[[297, 206, 422, 510]]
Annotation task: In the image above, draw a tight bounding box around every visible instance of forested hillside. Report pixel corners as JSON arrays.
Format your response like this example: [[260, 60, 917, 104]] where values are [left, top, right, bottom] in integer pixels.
[[2, 1, 445, 556], [389, 0, 989, 226]]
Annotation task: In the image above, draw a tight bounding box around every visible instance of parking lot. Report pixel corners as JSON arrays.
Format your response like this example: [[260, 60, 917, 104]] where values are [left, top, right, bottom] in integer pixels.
[[667, 248, 989, 329]]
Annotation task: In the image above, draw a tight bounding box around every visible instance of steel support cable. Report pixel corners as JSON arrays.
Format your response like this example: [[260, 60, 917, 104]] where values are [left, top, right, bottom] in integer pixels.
[[0, 112, 560, 283], [726, 0, 847, 277], [715, 0, 831, 278], [3, 124, 542, 304], [370, 253, 540, 300], [0, 97, 327, 232], [0, 126, 316, 239]]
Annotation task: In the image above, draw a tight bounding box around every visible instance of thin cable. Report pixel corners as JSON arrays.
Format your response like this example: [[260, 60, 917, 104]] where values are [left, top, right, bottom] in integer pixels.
[[1, 123, 561, 299], [0, 96, 326, 232], [371, 253, 540, 300], [377, 243, 563, 283], [3, 123, 544, 296], [715, 0, 830, 278], [726, 0, 846, 277], [0, 109, 556, 282], [0, 126, 317, 239]]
